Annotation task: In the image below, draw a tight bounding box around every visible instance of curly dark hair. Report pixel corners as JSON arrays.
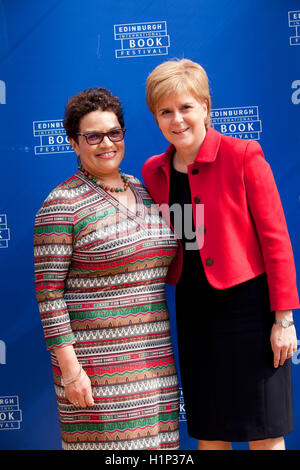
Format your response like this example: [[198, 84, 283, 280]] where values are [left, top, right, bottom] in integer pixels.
[[63, 87, 124, 141]]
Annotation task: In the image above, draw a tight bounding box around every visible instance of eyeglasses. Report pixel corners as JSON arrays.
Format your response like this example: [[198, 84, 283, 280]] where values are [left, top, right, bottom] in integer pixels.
[[76, 128, 126, 145]]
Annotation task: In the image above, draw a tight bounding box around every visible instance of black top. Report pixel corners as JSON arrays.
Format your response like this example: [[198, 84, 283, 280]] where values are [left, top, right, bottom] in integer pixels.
[[169, 161, 204, 279]]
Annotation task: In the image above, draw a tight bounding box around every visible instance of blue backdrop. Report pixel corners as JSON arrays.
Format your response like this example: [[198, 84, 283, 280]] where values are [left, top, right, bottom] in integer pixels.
[[0, 0, 299, 451]]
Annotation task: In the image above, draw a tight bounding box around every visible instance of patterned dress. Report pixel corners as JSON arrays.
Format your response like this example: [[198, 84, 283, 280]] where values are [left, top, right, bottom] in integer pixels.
[[33, 171, 179, 450]]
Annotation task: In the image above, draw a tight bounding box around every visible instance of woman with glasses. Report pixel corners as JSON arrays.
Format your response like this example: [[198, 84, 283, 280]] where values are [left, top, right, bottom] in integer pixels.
[[33, 87, 179, 450]]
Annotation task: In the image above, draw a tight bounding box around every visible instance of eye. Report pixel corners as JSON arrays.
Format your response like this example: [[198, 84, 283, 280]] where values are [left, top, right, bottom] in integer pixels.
[[87, 133, 100, 141], [160, 109, 171, 115], [109, 129, 122, 137], [86, 133, 103, 144]]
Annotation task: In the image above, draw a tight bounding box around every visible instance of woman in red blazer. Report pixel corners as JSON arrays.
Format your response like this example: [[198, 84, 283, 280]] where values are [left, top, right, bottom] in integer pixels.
[[142, 58, 299, 450]]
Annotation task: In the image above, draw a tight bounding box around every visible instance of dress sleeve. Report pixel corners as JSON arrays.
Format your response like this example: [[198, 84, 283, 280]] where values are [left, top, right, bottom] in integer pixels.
[[244, 140, 299, 311], [33, 191, 76, 350]]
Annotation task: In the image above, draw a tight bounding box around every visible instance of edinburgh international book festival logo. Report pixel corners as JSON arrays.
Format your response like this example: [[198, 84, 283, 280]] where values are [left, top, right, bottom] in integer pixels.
[[33, 119, 73, 155], [114, 21, 170, 58], [210, 106, 262, 140]]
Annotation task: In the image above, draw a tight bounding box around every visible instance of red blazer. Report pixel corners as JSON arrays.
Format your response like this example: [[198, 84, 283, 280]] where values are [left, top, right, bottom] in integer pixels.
[[142, 127, 299, 312]]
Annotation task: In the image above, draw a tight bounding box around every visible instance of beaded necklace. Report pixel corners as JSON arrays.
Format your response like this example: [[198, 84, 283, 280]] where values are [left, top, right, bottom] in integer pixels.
[[80, 166, 129, 193]]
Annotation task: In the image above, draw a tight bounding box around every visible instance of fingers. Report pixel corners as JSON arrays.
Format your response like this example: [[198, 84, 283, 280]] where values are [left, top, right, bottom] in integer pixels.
[[279, 345, 288, 367], [69, 392, 94, 408], [271, 324, 297, 368], [273, 344, 297, 368], [287, 343, 298, 361], [65, 373, 94, 408], [85, 389, 95, 407], [74, 395, 87, 408], [273, 347, 281, 369], [273, 345, 289, 368]]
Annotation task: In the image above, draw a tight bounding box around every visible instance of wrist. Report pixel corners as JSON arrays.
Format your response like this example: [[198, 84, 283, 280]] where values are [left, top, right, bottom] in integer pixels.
[[61, 364, 82, 387], [275, 310, 293, 321], [53, 345, 81, 380]]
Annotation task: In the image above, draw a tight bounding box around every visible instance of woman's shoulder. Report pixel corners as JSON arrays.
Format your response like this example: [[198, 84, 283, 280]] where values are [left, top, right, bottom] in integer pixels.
[[124, 173, 154, 202], [123, 173, 143, 186], [143, 153, 165, 167], [219, 131, 263, 156], [35, 172, 87, 215], [46, 172, 84, 197], [54, 171, 84, 191], [143, 145, 172, 170]]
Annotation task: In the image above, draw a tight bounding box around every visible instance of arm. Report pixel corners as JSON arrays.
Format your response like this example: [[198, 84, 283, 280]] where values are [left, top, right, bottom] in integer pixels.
[[34, 206, 76, 349], [34, 194, 93, 406], [244, 142, 298, 366]]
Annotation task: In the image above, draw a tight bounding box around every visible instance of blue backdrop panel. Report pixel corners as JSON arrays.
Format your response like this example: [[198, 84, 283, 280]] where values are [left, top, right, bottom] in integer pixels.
[[0, 0, 299, 450]]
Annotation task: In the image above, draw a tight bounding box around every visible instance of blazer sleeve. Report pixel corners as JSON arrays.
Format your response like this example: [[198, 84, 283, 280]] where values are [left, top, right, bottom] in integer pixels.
[[33, 191, 76, 350], [244, 140, 299, 311]]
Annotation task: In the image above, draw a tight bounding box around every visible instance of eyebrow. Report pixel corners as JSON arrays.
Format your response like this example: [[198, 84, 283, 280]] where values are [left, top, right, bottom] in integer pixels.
[[158, 102, 194, 112], [80, 126, 121, 133]]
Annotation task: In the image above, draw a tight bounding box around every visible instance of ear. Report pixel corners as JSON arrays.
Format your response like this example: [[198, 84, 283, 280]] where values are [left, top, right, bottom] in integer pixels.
[[203, 99, 210, 127], [153, 111, 159, 126], [69, 137, 80, 156], [202, 99, 208, 119]]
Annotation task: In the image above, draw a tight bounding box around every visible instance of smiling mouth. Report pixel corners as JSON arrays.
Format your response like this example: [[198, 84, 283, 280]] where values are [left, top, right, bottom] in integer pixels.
[[172, 127, 189, 135], [95, 151, 116, 159]]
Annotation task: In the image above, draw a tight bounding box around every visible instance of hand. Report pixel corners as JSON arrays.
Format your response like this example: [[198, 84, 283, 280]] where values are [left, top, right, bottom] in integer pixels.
[[270, 310, 297, 368], [64, 367, 94, 408], [53, 345, 95, 408]]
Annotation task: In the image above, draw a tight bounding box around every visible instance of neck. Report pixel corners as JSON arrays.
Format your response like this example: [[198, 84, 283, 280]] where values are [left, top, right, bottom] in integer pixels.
[[173, 129, 206, 172], [80, 164, 122, 185], [95, 171, 122, 185], [80, 166, 129, 192]]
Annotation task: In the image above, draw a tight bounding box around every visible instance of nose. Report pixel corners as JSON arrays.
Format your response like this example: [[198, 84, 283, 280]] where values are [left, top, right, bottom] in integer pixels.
[[172, 110, 184, 123], [99, 135, 114, 147]]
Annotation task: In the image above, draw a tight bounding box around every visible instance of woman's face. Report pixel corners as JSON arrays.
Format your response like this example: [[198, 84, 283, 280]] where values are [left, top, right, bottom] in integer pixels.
[[155, 93, 208, 155], [70, 109, 125, 179]]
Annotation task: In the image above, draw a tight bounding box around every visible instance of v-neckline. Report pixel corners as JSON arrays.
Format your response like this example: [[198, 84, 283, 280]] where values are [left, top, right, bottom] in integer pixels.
[[77, 171, 146, 224]]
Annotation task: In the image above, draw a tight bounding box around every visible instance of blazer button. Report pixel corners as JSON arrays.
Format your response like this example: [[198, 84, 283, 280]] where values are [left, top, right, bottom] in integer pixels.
[[192, 169, 199, 175], [194, 196, 201, 204], [206, 257, 214, 266]]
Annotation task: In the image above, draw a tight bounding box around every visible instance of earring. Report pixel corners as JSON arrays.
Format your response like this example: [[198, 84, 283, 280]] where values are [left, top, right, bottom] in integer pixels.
[[77, 156, 83, 170]]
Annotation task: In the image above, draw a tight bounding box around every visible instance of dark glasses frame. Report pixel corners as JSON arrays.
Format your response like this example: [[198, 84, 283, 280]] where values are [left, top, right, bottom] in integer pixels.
[[76, 128, 126, 145]]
